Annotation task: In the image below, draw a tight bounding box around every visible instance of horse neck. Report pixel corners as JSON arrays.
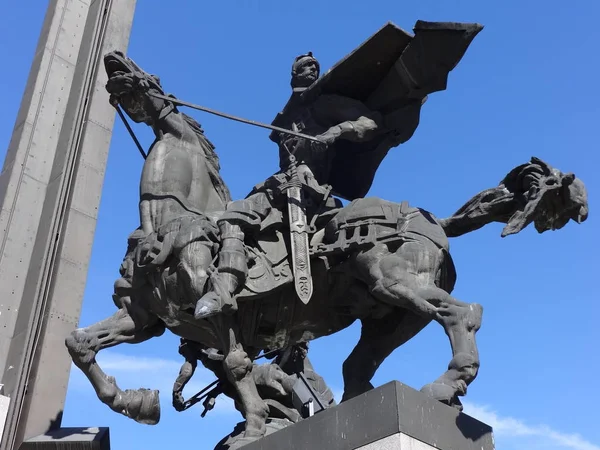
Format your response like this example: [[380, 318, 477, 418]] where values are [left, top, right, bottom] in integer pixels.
[[153, 111, 193, 143], [193, 149, 229, 214], [151, 111, 230, 214]]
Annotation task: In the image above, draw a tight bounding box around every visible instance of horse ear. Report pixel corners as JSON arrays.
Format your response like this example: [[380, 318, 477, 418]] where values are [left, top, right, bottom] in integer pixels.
[[530, 157, 552, 175], [501, 210, 528, 237], [150, 74, 161, 86], [502, 197, 539, 237], [562, 173, 575, 186]]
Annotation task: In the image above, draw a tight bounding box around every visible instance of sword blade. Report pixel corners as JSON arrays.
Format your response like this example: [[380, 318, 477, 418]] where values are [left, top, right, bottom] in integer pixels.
[[287, 185, 313, 304]]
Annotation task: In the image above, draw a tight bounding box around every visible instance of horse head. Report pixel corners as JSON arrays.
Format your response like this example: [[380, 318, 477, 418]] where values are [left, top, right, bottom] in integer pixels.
[[104, 50, 170, 125], [501, 157, 589, 237]]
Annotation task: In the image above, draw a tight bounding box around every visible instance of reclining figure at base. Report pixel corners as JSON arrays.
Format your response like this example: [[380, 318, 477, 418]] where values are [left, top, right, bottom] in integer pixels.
[[171, 339, 335, 423]]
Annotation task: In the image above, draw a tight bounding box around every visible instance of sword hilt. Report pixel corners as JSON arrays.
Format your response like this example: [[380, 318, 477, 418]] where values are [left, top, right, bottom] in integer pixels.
[[282, 143, 300, 182], [288, 155, 298, 178]]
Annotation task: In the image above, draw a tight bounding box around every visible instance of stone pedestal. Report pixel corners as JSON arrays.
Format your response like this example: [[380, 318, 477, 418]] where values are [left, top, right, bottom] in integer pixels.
[[243, 381, 494, 450], [20, 428, 109, 450]]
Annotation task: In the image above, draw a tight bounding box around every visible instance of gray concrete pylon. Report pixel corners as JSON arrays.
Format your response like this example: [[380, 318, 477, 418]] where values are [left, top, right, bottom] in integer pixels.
[[0, 0, 137, 448]]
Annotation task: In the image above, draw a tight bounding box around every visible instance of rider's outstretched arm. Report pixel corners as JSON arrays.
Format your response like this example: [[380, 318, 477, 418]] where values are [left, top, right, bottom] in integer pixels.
[[314, 94, 385, 144]]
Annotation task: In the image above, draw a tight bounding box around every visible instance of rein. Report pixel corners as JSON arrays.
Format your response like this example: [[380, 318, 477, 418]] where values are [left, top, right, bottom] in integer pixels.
[[112, 101, 147, 160], [148, 92, 323, 143], [113, 89, 325, 161]]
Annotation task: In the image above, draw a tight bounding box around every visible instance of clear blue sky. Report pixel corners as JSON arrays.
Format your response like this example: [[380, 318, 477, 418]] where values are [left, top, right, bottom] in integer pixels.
[[1, 1, 599, 449]]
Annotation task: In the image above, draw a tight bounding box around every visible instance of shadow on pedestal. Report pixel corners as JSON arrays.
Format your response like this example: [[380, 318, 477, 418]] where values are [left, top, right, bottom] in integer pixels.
[[20, 427, 110, 450]]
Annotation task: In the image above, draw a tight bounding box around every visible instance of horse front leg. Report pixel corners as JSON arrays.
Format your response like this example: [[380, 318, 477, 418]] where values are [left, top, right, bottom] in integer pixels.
[[216, 316, 268, 445], [65, 308, 165, 424]]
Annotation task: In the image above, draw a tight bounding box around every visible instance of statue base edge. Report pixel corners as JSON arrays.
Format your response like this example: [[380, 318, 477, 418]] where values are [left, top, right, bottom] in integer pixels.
[[20, 427, 110, 450], [240, 381, 494, 450]]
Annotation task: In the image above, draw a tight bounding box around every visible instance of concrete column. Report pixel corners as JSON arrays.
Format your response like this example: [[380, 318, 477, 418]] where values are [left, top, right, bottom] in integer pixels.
[[0, 0, 137, 448]]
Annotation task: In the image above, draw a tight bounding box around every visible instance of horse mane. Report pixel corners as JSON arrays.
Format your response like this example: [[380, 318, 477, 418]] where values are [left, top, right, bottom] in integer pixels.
[[181, 112, 232, 203]]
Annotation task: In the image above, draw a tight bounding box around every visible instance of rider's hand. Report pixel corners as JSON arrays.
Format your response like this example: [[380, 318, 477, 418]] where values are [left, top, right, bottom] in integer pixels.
[[315, 131, 337, 146]]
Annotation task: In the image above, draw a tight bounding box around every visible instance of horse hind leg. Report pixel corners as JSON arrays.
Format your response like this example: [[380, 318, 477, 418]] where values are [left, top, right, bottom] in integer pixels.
[[65, 307, 165, 423], [360, 245, 483, 410], [375, 279, 483, 410], [342, 310, 431, 402], [420, 297, 483, 410]]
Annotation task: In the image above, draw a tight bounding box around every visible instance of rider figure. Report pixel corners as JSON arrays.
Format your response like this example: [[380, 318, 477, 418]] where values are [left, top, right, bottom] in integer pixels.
[[194, 52, 386, 319]]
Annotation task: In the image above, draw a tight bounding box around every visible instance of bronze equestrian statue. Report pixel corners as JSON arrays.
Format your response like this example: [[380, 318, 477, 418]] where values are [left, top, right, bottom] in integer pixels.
[[65, 21, 588, 449]]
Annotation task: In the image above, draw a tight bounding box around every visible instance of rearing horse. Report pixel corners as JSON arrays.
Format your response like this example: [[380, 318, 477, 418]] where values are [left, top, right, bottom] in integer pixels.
[[66, 52, 589, 449]]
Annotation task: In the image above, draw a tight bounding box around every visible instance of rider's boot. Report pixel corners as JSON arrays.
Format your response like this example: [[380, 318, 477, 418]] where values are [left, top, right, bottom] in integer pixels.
[[194, 222, 247, 320]]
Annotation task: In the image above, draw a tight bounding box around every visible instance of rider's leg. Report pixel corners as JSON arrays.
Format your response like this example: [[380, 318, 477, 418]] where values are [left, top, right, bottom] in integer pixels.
[[195, 195, 269, 319], [195, 220, 247, 318]]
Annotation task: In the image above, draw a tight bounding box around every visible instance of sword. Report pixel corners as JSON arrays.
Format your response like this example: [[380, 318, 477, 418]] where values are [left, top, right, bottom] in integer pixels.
[[284, 133, 313, 304]]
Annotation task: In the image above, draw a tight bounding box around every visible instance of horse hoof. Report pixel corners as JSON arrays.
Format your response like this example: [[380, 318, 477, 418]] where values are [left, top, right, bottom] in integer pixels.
[[341, 382, 374, 402], [124, 388, 161, 424], [420, 383, 463, 411]]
